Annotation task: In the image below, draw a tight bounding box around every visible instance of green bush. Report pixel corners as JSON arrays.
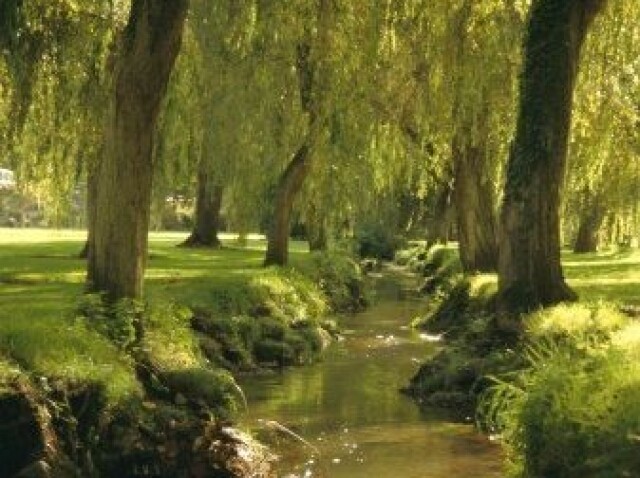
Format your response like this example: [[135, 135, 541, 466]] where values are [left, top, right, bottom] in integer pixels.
[[480, 304, 640, 477], [77, 294, 140, 350], [254, 338, 296, 365], [0, 314, 140, 403], [142, 302, 202, 370], [355, 222, 405, 260], [207, 268, 328, 323], [307, 251, 368, 312], [160, 367, 240, 418]]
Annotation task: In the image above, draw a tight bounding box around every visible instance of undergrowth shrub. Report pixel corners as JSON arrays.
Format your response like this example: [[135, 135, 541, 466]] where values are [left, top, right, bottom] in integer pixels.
[[411, 273, 497, 334], [396, 244, 463, 300], [208, 268, 328, 323], [141, 302, 242, 416], [480, 304, 640, 477], [0, 312, 140, 403], [251, 268, 328, 322], [192, 262, 359, 369], [77, 294, 141, 350], [308, 251, 368, 312], [355, 221, 405, 260], [76, 296, 242, 415]]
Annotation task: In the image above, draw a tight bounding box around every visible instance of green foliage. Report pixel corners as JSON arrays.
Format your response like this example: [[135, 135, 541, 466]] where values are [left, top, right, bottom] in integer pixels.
[[193, 265, 333, 368], [0, 356, 20, 394], [480, 304, 640, 477], [142, 302, 202, 371], [77, 294, 141, 350], [0, 314, 140, 404], [355, 221, 406, 260], [206, 266, 329, 325], [563, 0, 640, 248], [526, 302, 627, 343], [398, 245, 469, 323], [160, 367, 240, 418], [398, 243, 461, 278], [251, 268, 328, 322], [307, 250, 369, 311]]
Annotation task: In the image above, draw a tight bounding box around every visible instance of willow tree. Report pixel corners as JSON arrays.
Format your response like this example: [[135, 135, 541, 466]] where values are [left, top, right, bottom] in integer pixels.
[[564, 0, 640, 253], [445, 0, 525, 272], [262, 0, 334, 266], [0, 0, 46, 149], [156, 0, 290, 247], [498, 0, 608, 314], [172, 0, 254, 247], [88, 0, 189, 300], [0, 2, 114, 233]]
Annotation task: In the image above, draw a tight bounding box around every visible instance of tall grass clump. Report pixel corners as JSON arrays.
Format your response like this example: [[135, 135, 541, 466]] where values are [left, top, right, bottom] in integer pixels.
[[480, 304, 640, 477], [0, 313, 141, 403], [307, 250, 369, 312]]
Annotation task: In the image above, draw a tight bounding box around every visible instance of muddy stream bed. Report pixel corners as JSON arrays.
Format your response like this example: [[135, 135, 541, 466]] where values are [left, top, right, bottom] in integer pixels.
[[237, 273, 502, 477]]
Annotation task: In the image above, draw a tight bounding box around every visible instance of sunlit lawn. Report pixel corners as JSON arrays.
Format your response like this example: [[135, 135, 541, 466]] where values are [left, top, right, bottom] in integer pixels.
[[0, 228, 312, 323], [2, 228, 640, 392], [2, 229, 640, 326], [563, 248, 640, 305]]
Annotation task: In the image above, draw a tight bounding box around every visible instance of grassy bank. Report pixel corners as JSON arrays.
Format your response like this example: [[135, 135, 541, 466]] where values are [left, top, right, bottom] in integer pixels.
[[400, 243, 640, 476], [0, 228, 366, 476], [0, 229, 366, 373]]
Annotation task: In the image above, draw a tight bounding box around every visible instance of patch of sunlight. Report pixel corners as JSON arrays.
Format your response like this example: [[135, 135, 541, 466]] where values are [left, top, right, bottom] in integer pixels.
[[145, 268, 211, 280], [228, 268, 261, 275], [219, 232, 265, 241], [527, 303, 627, 337], [147, 231, 189, 242], [468, 274, 498, 296], [0, 228, 86, 244], [10, 271, 86, 284], [613, 322, 640, 353], [569, 277, 640, 286], [564, 258, 640, 267]]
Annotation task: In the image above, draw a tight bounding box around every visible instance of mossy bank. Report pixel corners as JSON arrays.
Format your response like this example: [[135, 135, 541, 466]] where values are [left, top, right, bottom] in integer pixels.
[[0, 231, 368, 477], [400, 243, 640, 476]]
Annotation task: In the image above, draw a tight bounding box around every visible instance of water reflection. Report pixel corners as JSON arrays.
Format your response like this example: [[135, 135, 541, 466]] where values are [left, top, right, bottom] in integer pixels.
[[238, 297, 502, 477]]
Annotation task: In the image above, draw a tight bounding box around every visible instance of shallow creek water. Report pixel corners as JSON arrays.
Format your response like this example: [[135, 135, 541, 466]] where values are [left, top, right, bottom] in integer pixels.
[[238, 274, 502, 477]]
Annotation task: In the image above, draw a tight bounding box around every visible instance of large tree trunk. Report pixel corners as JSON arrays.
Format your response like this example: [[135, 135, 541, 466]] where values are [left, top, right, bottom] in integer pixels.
[[452, 138, 498, 272], [573, 194, 606, 253], [181, 165, 223, 248], [264, 144, 311, 266], [88, 0, 188, 300], [498, 0, 607, 315]]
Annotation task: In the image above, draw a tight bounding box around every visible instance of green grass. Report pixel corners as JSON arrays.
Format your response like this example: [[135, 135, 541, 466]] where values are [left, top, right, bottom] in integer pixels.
[[398, 242, 640, 306], [0, 229, 312, 318], [562, 248, 640, 304], [0, 228, 316, 406], [480, 302, 640, 477]]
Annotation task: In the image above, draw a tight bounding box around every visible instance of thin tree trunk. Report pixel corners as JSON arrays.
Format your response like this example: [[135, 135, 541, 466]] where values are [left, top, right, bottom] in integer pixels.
[[88, 0, 188, 300], [264, 0, 331, 267], [265, 144, 311, 266], [498, 0, 607, 315], [80, 166, 98, 260], [181, 165, 223, 248], [573, 208, 606, 253], [426, 179, 453, 247], [573, 194, 606, 253], [452, 137, 498, 272]]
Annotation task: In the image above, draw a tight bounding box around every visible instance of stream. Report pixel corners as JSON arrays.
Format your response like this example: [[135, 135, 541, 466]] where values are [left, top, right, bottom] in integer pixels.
[[238, 272, 502, 477]]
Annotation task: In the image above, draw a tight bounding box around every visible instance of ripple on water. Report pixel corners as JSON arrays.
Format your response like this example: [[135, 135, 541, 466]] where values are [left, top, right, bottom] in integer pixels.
[[238, 299, 502, 477]]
